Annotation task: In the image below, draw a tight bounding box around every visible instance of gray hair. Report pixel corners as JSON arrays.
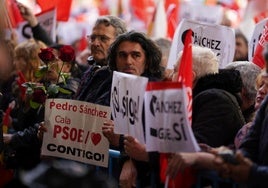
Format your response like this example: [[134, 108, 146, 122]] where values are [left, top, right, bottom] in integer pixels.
[[225, 61, 261, 101], [176, 45, 219, 80], [94, 15, 127, 37]]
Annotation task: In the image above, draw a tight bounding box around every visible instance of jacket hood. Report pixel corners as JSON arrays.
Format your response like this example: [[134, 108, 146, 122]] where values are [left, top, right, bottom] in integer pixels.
[[193, 69, 243, 98]]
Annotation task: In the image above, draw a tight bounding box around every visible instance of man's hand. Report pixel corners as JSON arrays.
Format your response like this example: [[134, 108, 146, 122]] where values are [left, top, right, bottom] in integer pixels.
[[17, 2, 38, 27], [124, 135, 149, 162]]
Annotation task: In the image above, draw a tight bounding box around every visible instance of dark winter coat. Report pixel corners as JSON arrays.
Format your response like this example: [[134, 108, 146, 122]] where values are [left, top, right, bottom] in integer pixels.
[[240, 95, 268, 188], [192, 69, 245, 147]]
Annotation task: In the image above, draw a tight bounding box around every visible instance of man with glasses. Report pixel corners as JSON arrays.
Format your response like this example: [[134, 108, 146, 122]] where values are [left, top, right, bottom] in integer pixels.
[[74, 15, 127, 101]]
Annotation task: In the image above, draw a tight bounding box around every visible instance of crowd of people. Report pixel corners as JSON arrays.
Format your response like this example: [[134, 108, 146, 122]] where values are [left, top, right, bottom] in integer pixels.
[[1, 1, 268, 188]]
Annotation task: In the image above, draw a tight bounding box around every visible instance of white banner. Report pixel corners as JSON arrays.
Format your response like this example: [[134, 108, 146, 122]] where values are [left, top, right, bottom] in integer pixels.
[[167, 19, 235, 69], [144, 82, 199, 153], [110, 71, 148, 144], [42, 99, 110, 167], [180, 2, 223, 25], [16, 8, 56, 43], [248, 18, 268, 62]]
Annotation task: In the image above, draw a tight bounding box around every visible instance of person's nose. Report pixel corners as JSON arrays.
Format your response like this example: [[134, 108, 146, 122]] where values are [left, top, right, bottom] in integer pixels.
[[125, 55, 132, 65], [259, 84, 267, 95], [91, 39, 100, 46], [91, 37, 101, 46]]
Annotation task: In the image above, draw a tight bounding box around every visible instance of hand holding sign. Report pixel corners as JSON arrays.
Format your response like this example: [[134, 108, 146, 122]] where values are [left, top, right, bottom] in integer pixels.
[[124, 135, 149, 162], [42, 99, 111, 167], [102, 120, 120, 147]]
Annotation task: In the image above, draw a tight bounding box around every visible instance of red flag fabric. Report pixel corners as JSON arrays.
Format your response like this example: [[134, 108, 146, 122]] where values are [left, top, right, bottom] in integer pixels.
[[160, 153, 197, 188], [130, 0, 155, 26], [3, 106, 12, 128], [252, 21, 268, 69], [5, 0, 24, 28], [165, 0, 179, 39], [36, 0, 72, 21], [78, 29, 88, 52], [178, 29, 193, 89], [254, 10, 268, 23], [159, 29, 196, 187], [96, 0, 109, 15]]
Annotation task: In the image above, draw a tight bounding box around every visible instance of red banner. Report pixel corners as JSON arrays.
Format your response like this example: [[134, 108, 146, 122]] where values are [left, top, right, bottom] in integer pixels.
[[37, 0, 72, 21]]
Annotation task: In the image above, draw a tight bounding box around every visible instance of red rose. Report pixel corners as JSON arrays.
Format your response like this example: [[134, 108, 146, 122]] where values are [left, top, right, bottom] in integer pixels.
[[59, 45, 75, 62], [32, 89, 47, 104], [38, 48, 55, 63]]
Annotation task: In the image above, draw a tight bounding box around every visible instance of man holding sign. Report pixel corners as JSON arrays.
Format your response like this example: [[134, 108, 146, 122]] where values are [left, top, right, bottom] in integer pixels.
[[100, 31, 164, 187]]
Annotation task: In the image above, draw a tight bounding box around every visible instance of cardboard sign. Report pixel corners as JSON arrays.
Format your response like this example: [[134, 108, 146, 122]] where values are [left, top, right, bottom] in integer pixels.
[[144, 82, 200, 153], [42, 99, 110, 167], [16, 8, 56, 43], [167, 19, 235, 69], [110, 71, 148, 144], [248, 18, 268, 62]]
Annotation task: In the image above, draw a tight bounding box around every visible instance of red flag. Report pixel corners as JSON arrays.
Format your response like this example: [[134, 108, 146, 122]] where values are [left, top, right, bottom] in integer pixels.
[[5, 0, 23, 28], [165, 0, 179, 39], [78, 29, 88, 52], [96, 0, 109, 15], [130, 0, 155, 26], [179, 29, 193, 122], [254, 10, 268, 23], [178, 29, 193, 89], [160, 29, 195, 188], [36, 0, 72, 21], [3, 107, 12, 130], [252, 21, 268, 69]]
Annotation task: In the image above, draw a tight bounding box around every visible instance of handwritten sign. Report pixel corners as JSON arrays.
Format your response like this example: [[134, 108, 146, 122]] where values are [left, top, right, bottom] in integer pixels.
[[144, 82, 200, 153], [41, 99, 110, 167], [167, 19, 235, 69], [110, 71, 148, 144]]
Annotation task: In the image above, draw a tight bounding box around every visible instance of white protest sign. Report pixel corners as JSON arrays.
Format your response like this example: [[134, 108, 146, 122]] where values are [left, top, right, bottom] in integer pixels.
[[248, 18, 268, 62], [144, 82, 200, 153], [167, 19, 235, 69], [42, 99, 110, 167], [110, 71, 148, 144], [16, 8, 56, 43], [180, 2, 223, 25]]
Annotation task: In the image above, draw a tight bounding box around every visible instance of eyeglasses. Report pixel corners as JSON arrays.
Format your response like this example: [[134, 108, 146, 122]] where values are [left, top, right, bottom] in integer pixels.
[[87, 34, 112, 43]]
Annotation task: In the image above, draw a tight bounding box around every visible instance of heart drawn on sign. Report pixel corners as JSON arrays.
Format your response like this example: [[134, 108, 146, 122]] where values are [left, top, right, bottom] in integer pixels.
[[91, 132, 101, 145]]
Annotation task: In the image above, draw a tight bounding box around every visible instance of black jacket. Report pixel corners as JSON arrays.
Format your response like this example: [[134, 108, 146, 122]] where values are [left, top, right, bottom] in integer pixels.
[[192, 69, 245, 147], [239, 95, 268, 188], [6, 77, 80, 170]]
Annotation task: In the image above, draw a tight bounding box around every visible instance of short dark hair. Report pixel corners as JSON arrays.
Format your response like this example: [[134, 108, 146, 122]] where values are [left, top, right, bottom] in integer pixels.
[[108, 31, 163, 79]]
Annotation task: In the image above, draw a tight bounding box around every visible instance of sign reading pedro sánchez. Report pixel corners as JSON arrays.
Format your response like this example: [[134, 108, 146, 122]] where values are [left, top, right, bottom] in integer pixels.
[[41, 99, 111, 167]]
